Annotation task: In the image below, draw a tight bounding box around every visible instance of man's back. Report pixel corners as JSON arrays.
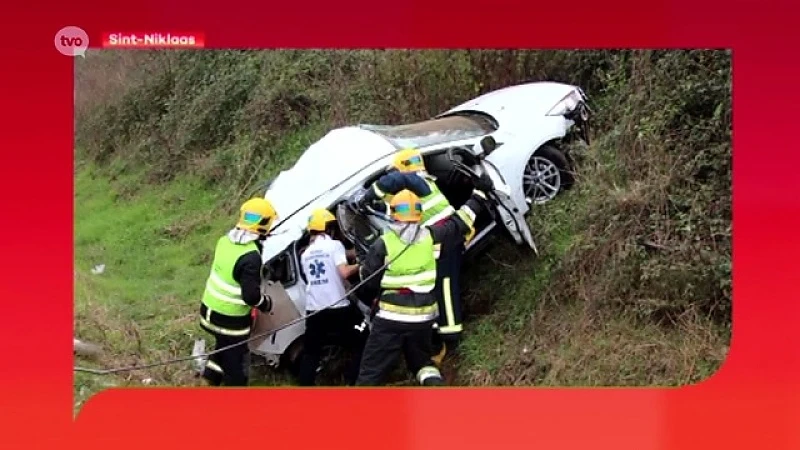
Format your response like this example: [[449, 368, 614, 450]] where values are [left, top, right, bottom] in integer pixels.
[[300, 235, 350, 311]]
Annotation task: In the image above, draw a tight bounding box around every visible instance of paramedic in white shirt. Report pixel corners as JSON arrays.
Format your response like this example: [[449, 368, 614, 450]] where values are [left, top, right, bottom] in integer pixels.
[[297, 208, 369, 386]]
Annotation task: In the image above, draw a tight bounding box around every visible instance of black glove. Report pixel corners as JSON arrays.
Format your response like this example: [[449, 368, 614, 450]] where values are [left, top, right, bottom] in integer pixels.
[[474, 172, 494, 193], [257, 294, 273, 313]]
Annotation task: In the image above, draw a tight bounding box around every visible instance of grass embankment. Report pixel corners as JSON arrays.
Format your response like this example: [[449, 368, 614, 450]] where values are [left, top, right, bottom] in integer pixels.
[[74, 49, 732, 409], [74, 162, 235, 409]]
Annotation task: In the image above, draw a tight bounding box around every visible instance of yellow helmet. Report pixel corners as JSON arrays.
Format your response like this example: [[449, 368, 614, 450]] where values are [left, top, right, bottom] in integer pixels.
[[391, 147, 425, 173], [389, 189, 423, 223], [237, 197, 278, 236], [307, 208, 336, 232]]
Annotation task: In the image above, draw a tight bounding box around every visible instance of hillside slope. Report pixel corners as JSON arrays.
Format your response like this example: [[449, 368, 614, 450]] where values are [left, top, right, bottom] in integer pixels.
[[73, 49, 731, 407]]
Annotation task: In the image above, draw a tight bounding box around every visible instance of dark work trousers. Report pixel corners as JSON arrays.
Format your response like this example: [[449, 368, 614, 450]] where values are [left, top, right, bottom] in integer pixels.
[[297, 303, 369, 386], [201, 332, 250, 386], [433, 235, 465, 351], [356, 316, 445, 386]]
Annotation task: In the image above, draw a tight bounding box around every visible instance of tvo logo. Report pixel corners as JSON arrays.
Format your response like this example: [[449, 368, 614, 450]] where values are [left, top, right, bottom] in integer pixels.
[[55, 26, 89, 57]]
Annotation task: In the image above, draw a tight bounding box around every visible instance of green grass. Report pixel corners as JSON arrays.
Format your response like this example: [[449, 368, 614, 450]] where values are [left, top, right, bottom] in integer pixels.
[[455, 186, 585, 382], [73, 160, 251, 411]]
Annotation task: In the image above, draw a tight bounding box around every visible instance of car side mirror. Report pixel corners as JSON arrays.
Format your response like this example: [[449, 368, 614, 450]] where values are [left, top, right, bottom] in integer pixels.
[[479, 136, 497, 155]]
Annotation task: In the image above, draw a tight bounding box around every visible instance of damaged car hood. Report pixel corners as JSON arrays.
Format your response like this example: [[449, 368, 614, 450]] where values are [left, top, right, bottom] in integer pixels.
[[259, 126, 399, 262]]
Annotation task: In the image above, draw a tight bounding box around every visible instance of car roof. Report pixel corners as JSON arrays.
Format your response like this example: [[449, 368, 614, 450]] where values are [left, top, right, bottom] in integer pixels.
[[259, 114, 498, 262], [260, 126, 399, 260]]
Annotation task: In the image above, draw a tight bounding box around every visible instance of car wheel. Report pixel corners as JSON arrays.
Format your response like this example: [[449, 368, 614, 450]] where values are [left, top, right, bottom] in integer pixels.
[[523, 145, 574, 205], [280, 336, 305, 378]]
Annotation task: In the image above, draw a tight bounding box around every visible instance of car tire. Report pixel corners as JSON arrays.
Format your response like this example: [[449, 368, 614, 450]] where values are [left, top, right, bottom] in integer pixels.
[[523, 144, 575, 205], [280, 336, 305, 378]]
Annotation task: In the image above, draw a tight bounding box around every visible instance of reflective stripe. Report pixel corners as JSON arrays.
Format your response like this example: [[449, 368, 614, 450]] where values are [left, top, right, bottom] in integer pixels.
[[422, 207, 455, 227], [422, 193, 447, 210], [205, 360, 224, 374], [200, 316, 251, 336], [442, 277, 457, 332], [416, 365, 442, 384], [457, 205, 476, 227], [433, 243, 441, 259], [376, 309, 437, 323], [465, 226, 476, 244], [378, 301, 438, 315], [462, 193, 484, 244], [208, 271, 242, 296], [373, 183, 386, 198], [204, 277, 248, 307], [381, 270, 437, 290], [438, 324, 463, 334]]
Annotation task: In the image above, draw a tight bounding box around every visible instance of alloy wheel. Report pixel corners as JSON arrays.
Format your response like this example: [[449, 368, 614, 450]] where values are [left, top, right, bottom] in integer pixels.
[[523, 156, 561, 205]]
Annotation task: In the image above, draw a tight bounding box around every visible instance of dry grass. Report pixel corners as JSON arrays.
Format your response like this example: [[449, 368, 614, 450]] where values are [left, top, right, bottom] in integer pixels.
[[463, 300, 728, 386]]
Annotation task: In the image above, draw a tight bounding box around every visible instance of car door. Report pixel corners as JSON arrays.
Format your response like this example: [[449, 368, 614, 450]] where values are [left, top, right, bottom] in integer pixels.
[[335, 199, 382, 260], [479, 155, 539, 255], [249, 240, 307, 359]]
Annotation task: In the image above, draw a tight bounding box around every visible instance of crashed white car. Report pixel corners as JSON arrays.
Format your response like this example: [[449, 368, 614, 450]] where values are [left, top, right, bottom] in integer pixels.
[[248, 81, 591, 371]]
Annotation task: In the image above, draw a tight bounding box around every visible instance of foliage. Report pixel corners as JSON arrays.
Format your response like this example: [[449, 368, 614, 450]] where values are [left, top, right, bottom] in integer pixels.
[[74, 49, 731, 391]]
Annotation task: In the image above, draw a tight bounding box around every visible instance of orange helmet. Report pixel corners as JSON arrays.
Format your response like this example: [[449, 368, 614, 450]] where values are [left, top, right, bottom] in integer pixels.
[[389, 189, 423, 223], [391, 148, 425, 173]]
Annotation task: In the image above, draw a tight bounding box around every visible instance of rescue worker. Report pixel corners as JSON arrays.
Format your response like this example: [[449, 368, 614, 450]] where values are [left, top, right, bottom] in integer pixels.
[[199, 197, 277, 386], [354, 147, 465, 364], [297, 208, 369, 386], [354, 172, 494, 386]]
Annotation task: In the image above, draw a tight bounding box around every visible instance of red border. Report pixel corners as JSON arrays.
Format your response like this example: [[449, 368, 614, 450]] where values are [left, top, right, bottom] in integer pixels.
[[2, 0, 798, 448]]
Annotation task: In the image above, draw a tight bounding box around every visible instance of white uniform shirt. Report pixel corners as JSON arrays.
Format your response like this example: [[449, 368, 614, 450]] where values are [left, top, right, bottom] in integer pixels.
[[300, 234, 350, 311]]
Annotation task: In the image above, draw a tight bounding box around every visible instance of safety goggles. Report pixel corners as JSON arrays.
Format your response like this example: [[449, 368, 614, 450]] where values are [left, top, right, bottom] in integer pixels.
[[242, 211, 272, 227], [391, 202, 423, 215], [401, 155, 423, 167]]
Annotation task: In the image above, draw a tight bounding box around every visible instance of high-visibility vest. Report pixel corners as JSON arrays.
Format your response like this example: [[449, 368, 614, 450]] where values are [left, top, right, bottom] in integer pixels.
[[419, 178, 456, 227], [201, 236, 258, 319], [376, 231, 439, 322]]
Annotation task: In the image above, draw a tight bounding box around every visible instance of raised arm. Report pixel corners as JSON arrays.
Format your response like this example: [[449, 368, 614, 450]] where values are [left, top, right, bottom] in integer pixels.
[[363, 171, 432, 204], [430, 174, 495, 244]]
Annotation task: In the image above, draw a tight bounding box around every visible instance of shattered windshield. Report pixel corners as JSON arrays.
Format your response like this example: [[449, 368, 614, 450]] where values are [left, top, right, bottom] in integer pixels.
[[359, 114, 497, 149]]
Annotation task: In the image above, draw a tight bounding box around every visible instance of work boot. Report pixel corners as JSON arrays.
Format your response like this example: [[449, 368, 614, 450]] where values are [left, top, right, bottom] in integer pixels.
[[422, 376, 445, 386], [416, 366, 445, 386]]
